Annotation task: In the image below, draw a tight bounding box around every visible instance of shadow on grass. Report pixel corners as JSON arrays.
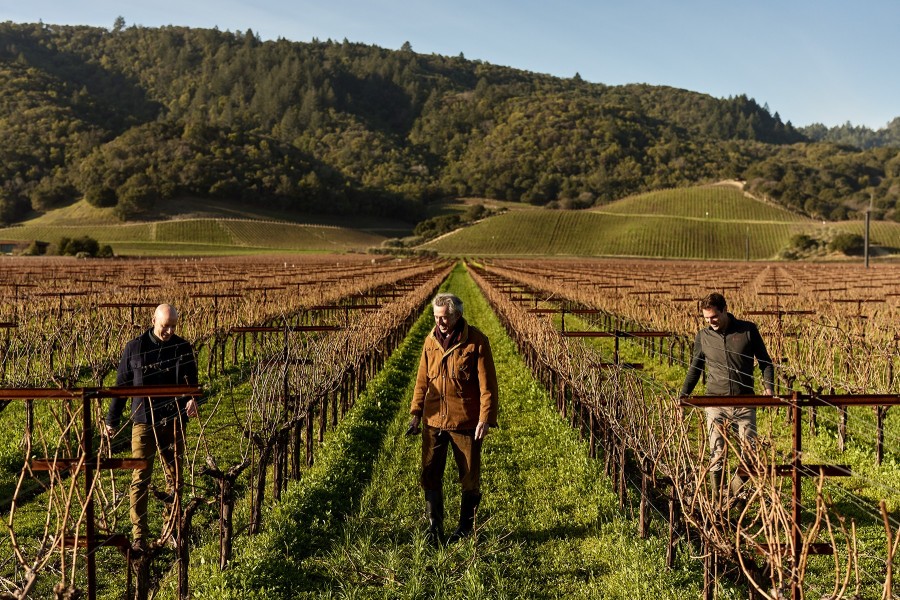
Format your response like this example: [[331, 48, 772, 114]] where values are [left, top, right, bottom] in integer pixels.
[[500, 519, 597, 546]]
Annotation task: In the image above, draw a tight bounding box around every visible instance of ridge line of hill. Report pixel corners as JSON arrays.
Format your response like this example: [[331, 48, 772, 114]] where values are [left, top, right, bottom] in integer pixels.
[[588, 211, 808, 224]]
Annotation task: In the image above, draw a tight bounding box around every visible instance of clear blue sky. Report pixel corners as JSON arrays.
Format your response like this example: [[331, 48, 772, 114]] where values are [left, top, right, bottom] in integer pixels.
[[4, 0, 898, 129]]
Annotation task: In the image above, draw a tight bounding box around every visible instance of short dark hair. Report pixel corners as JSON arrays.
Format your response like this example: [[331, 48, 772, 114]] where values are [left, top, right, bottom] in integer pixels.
[[700, 292, 727, 311]]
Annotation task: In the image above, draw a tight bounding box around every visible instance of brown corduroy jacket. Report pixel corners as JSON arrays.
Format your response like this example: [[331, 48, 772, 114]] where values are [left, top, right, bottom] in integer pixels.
[[410, 320, 499, 430]]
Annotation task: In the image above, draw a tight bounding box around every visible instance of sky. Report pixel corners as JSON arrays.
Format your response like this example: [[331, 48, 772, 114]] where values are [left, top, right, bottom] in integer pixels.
[[3, 0, 898, 130]]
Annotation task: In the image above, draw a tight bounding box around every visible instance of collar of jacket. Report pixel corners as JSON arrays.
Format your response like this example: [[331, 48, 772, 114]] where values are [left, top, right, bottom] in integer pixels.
[[433, 319, 469, 358], [707, 312, 737, 335]]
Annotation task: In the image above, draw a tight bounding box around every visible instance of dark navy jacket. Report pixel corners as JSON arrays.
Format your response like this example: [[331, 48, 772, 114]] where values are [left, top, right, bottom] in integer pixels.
[[106, 329, 198, 428], [681, 313, 774, 397]]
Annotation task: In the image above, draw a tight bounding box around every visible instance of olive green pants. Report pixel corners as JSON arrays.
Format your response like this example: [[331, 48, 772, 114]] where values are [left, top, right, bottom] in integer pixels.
[[130, 421, 184, 542]]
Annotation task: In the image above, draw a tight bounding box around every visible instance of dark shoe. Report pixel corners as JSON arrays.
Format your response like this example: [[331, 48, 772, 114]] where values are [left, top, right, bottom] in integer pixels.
[[153, 488, 176, 504], [448, 491, 481, 544], [424, 490, 444, 546]]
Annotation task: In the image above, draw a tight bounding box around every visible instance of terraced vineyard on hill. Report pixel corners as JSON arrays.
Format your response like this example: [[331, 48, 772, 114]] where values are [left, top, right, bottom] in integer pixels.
[[0, 218, 386, 255], [594, 185, 810, 222], [425, 210, 805, 259], [425, 185, 900, 259]]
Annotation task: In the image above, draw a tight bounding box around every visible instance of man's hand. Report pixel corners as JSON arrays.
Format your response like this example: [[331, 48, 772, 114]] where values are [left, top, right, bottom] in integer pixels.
[[186, 399, 199, 418], [475, 421, 489, 441], [763, 388, 774, 396], [406, 415, 421, 436]]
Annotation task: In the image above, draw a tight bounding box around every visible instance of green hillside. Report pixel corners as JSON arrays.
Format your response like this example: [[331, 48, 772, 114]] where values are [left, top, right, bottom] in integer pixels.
[[595, 184, 811, 222], [424, 186, 900, 259], [2, 21, 899, 229], [0, 196, 408, 255], [0, 218, 386, 255]]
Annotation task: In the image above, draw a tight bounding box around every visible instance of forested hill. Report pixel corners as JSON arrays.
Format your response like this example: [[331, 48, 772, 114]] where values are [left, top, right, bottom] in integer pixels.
[[1, 20, 899, 226]]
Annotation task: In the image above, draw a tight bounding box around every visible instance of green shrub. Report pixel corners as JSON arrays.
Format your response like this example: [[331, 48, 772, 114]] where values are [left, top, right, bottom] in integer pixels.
[[57, 235, 101, 257], [789, 234, 818, 251], [828, 232, 865, 255], [413, 214, 462, 239]]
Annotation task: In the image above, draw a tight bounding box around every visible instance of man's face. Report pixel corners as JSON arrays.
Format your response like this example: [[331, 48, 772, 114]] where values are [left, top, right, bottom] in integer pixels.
[[434, 305, 460, 335], [152, 308, 178, 342], [702, 306, 728, 331]]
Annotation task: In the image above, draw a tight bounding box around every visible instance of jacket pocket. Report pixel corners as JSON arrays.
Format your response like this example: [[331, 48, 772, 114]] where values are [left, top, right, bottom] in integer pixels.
[[127, 356, 144, 387], [425, 357, 442, 401], [425, 346, 443, 379], [454, 349, 474, 381], [129, 356, 145, 377]]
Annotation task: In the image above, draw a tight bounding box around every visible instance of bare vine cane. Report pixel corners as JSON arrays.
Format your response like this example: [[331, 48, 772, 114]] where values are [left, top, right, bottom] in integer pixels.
[[880, 500, 900, 600], [822, 507, 854, 599]]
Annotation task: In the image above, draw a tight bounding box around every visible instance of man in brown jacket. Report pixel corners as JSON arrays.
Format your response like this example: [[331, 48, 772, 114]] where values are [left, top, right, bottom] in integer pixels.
[[409, 292, 499, 544]]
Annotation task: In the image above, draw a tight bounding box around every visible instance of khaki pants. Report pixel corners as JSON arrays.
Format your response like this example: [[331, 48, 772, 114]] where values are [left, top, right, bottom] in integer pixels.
[[705, 406, 756, 473], [420, 426, 482, 493], [130, 421, 185, 541]]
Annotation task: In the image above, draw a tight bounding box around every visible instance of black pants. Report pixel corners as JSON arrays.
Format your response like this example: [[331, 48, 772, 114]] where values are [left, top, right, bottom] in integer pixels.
[[420, 425, 482, 493]]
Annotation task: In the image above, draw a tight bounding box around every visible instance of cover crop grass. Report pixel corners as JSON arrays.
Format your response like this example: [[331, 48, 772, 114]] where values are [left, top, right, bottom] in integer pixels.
[[194, 266, 706, 598]]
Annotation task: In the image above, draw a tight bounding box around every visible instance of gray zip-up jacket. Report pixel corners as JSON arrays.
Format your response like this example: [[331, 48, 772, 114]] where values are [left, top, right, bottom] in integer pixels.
[[680, 314, 775, 396]]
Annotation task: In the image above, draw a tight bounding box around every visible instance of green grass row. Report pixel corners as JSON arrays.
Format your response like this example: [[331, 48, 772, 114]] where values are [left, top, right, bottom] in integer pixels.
[[179, 265, 705, 599]]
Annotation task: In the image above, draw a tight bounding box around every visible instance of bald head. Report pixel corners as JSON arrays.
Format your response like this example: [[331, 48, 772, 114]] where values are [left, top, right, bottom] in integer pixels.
[[152, 304, 178, 342]]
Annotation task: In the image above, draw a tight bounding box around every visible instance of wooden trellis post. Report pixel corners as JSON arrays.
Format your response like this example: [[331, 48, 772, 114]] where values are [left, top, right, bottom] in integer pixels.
[[0, 384, 200, 600], [0, 321, 16, 383], [746, 307, 815, 368], [680, 391, 900, 600], [32, 290, 90, 318]]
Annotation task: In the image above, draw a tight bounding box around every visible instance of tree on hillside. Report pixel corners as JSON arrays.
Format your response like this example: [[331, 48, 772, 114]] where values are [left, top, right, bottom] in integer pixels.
[[828, 232, 865, 255], [0, 188, 29, 225], [115, 172, 156, 219], [0, 20, 897, 225], [30, 175, 77, 211]]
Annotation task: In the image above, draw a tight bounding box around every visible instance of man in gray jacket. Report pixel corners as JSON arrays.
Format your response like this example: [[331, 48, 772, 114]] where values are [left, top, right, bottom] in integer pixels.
[[680, 292, 774, 507]]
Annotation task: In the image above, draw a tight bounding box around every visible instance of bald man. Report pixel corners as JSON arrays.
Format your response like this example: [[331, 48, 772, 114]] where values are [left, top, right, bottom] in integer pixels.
[[106, 303, 199, 552]]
